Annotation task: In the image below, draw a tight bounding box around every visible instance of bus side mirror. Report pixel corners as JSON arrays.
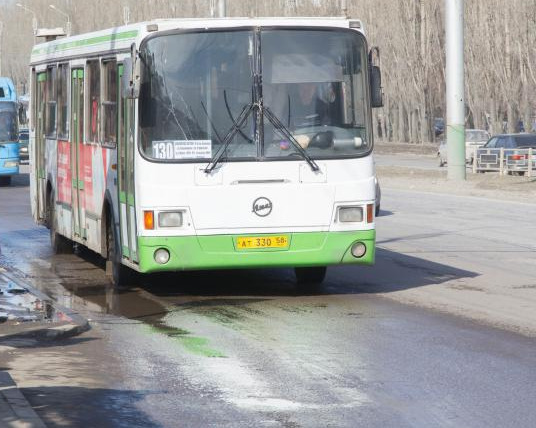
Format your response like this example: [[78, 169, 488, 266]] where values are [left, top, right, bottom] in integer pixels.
[[370, 65, 383, 108]]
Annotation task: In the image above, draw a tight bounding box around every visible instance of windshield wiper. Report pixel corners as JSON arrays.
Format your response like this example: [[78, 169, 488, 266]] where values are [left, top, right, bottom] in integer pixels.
[[224, 90, 254, 144], [204, 103, 254, 173], [263, 106, 320, 172]]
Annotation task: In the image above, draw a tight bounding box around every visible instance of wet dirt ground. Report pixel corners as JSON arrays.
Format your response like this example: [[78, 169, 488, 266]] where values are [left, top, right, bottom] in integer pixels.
[[1, 170, 536, 427]]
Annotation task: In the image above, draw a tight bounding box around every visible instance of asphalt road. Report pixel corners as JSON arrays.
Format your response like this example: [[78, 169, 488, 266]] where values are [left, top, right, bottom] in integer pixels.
[[1, 169, 535, 427]]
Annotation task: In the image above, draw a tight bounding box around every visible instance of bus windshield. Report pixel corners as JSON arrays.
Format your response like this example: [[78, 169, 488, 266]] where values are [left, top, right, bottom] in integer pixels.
[[139, 28, 370, 162], [0, 104, 18, 142]]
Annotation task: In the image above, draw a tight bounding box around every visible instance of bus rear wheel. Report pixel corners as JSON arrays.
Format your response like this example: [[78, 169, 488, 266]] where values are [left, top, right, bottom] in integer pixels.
[[48, 191, 73, 254], [294, 267, 327, 285], [106, 215, 132, 288]]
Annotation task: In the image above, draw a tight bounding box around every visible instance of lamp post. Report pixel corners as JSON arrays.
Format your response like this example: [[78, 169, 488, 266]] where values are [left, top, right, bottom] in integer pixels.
[[49, 4, 71, 37], [445, 0, 466, 181], [16, 3, 38, 37]]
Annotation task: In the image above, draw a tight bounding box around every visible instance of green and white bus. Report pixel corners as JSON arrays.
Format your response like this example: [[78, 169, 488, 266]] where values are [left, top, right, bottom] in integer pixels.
[[29, 17, 383, 286]]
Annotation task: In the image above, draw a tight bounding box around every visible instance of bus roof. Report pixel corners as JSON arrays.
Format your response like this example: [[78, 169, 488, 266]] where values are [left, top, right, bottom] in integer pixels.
[[0, 77, 16, 103], [30, 17, 365, 65]]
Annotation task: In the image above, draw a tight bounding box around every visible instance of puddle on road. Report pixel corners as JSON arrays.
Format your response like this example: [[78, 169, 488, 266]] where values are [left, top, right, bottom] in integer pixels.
[[1, 239, 228, 357], [2, 228, 336, 358], [145, 322, 226, 358], [59, 279, 228, 358]]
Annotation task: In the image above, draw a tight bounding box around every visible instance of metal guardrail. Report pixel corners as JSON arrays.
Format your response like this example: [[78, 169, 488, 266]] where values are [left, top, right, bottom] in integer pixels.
[[473, 147, 534, 177]]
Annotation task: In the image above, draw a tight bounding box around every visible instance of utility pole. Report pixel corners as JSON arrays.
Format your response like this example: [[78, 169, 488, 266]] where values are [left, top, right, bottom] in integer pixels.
[[217, 0, 226, 18], [123, 6, 130, 25], [445, 0, 466, 180], [16, 3, 38, 44]]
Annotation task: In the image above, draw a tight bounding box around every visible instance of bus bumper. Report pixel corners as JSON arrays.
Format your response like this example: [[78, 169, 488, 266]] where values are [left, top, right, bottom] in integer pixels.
[[137, 230, 375, 273]]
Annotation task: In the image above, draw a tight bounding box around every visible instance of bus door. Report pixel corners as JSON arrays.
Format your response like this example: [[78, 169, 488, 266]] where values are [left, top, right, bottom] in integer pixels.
[[35, 72, 47, 221], [71, 69, 86, 240], [118, 65, 138, 262]]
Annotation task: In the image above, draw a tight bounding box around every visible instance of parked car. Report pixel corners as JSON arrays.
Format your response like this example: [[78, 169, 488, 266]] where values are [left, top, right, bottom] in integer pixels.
[[18, 128, 29, 163], [465, 129, 490, 164], [477, 133, 536, 174], [438, 129, 491, 167], [434, 117, 445, 137]]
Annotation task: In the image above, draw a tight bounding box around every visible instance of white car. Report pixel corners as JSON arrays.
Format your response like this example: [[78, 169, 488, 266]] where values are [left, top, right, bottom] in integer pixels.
[[438, 129, 491, 167], [465, 129, 491, 164]]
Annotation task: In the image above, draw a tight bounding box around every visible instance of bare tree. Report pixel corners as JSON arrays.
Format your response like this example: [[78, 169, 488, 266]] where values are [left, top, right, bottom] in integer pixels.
[[2, 0, 535, 141]]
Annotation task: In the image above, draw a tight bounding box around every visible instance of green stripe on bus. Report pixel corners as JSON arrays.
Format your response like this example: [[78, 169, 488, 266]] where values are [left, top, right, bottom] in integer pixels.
[[119, 192, 126, 203], [37, 73, 47, 82], [32, 30, 139, 55], [127, 194, 135, 205], [137, 230, 376, 274]]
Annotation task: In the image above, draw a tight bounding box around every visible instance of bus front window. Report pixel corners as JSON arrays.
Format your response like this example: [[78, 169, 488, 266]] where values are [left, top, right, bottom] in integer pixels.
[[139, 27, 372, 163], [0, 108, 18, 142], [262, 29, 371, 158], [139, 30, 255, 162]]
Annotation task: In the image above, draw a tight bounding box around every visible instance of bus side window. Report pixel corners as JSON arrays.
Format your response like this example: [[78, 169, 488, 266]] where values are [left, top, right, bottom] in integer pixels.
[[87, 60, 100, 144], [57, 64, 69, 140], [31, 69, 36, 132], [102, 60, 118, 147], [45, 66, 57, 139]]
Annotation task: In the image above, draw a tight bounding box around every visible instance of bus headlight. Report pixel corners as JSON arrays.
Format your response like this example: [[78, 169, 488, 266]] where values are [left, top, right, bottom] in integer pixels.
[[158, 211, 183, 228], [351, 242, 367, 258], [154, 248, 170, 264], [4, 161, 19, 168], [338, 206, 363, 223]]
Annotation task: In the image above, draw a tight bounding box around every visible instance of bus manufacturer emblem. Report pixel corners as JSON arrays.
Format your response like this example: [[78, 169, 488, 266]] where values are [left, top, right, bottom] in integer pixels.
[[252, 197, 272, 217]]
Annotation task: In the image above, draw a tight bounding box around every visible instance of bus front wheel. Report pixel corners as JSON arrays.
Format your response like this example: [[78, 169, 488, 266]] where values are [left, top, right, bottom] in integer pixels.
[[106, 215, 132, 288], [0, 176, 11, 186], [294, 267, 327, 285]]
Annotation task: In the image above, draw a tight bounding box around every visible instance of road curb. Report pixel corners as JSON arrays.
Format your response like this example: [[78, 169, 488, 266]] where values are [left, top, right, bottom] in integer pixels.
[[0, 370, 47, 428], [0, 268, 90, 342]]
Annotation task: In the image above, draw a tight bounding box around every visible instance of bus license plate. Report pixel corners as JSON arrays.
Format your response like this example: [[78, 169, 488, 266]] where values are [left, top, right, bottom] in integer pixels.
[[237, 235, 289, 250]]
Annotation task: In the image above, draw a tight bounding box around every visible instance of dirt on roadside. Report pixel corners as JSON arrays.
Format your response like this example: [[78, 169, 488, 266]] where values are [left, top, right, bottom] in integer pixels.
[[375, 141, 439, 155]]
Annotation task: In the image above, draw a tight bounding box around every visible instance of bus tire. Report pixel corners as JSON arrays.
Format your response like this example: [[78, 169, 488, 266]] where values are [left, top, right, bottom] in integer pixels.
[[48, 191, 73, 254], [0, 176, 11, 186], [294, 266, 327, 285], [106, 214, 132, 288]]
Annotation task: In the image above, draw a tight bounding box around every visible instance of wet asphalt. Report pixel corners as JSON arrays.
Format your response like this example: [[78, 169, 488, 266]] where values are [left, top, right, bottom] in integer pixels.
[[0, 169, 535, 427]]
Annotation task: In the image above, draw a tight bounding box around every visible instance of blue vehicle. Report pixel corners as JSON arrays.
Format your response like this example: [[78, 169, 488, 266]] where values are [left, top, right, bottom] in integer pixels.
[[0, 77, 20, 185]]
